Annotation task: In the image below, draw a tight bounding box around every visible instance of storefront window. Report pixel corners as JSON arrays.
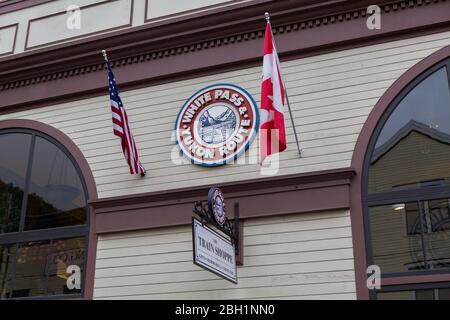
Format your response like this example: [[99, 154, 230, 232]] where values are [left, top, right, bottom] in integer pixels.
[[364, 57, 450, 298], [0, 130, 88, 299]]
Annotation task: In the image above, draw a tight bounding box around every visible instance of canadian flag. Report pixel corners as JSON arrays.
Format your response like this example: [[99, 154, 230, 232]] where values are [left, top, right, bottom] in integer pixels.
[[260, 20, 287, 163]]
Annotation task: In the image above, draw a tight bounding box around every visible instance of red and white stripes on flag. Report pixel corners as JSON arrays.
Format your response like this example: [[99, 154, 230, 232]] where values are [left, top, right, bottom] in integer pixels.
[[260, 19, 287, 163], [106, 61, 146, 176]]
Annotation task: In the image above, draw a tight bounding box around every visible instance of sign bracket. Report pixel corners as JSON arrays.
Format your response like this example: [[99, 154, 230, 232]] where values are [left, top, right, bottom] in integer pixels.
[[193, 200, 240, 257]]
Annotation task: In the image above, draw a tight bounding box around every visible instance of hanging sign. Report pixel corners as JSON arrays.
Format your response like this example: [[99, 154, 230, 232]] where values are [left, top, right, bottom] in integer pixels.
[[192, 218, 237, 283], [175, 83, 259, 166], [208, 187, 226, 226]]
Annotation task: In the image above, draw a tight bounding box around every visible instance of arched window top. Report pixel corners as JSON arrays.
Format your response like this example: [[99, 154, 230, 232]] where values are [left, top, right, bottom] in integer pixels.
[[368, 63, 450, 194], [0, 128, 89, 299], [0, 131, 87, 233]]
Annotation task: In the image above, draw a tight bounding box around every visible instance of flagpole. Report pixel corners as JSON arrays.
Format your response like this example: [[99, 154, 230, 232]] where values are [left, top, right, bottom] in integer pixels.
[[284, 83, 302, 157], [265, 12, 302, 158]]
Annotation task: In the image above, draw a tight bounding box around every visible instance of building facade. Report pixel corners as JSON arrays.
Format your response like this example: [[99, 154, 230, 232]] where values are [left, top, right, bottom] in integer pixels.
[[0, 0, 449, 300]]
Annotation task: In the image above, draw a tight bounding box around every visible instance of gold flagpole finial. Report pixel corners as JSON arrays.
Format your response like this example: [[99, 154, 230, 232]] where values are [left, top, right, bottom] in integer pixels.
[[102, 49, 108, 61], [264, 12, 270, 22]]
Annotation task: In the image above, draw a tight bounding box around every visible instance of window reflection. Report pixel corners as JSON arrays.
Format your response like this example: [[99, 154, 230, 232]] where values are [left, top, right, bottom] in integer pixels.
[[25, 137, 86, 231], [0, 244, 16, 298], [375, 68, 450, 148], [13, 240, 50, 297], [0, 134, 31, 233], [0, 238, 85, 298], [370, 198, 450, 273], [370, 202, 425, 273], [47, 237, 85, 296], [423, 199, 450, 269], [369, 67, 450, 194]]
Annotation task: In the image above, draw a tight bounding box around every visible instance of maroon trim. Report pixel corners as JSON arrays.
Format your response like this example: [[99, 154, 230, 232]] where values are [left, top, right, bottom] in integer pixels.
[[0, 0, 347, 66], [381, 274, 450, 286], [24, 0, 134, 51], [90, 168, 355, 234], [0, 23, 18, 58], [0, 0, 53, 14], [84, 209, 97, 300], [0, 119, 98, 300], [1, 0, 449, 112], [236, 218, 244, 266], [350, 45, 450, 300]]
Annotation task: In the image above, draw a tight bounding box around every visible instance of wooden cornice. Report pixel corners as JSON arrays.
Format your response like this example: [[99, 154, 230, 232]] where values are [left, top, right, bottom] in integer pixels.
[[0, 0, 448, 111]]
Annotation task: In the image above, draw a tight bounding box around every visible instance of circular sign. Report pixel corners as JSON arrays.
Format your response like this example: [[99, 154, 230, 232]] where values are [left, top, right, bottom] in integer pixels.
[[175, 83, 259, 166], [208, 187, 226, 226]]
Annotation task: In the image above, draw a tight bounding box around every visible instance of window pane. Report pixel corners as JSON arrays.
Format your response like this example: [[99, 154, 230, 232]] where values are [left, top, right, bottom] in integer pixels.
[[47, 237, 85, 296], [370, 199, 450, 274], [0, 133, 31, 233], [368, 67, 450, 193], [25, 137, 86, 231], [422, 199, 450, 269], [12, 240, 51, 297], [0, 244, 16, 298], [369, 203, 426, 273], [5, 237, 86, 298]]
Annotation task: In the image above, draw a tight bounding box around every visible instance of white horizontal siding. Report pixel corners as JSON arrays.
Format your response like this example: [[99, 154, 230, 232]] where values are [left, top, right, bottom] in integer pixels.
[[1, 31, 449, 197], [93, 210, 356, 300]]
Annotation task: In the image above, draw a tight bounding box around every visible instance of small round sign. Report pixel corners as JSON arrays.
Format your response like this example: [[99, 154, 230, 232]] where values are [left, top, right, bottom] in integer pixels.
[[175, 83, 259, 166], [208, 187, 226, 226]]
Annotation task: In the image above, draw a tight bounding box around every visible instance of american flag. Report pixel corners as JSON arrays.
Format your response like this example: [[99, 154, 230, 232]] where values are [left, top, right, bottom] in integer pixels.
[[105, 61, 146, 176]]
